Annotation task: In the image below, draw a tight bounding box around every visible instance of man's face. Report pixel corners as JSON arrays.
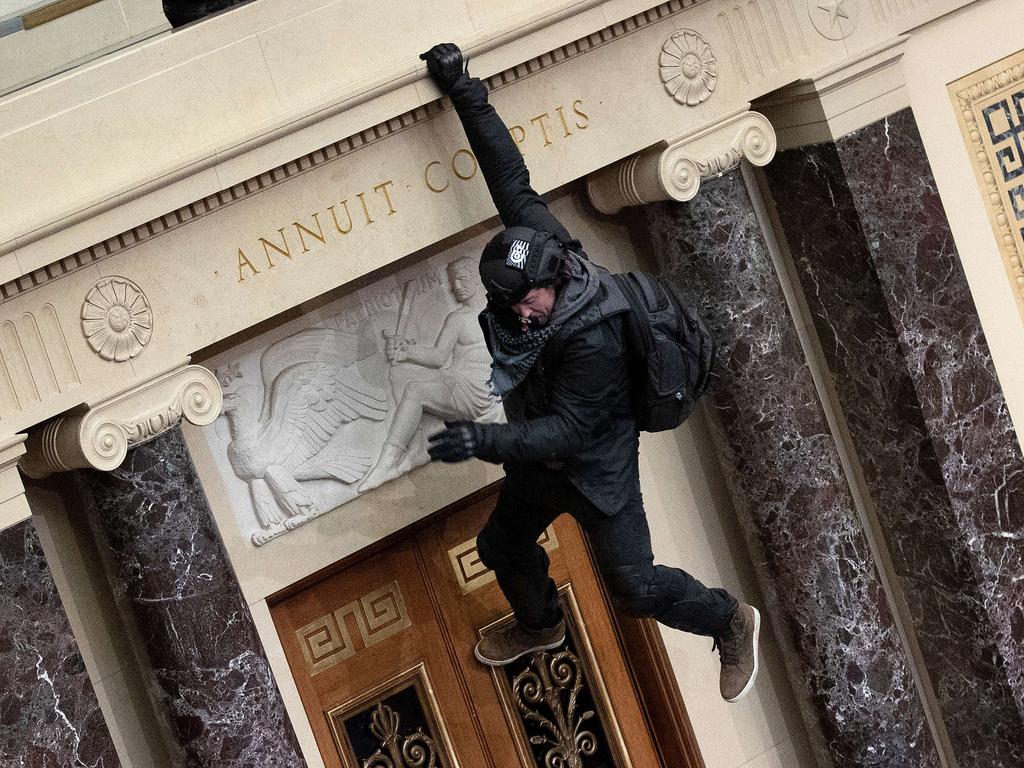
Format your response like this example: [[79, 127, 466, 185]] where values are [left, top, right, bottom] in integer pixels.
[[448, 265, 477, 303], [511, 286, 557, 328]]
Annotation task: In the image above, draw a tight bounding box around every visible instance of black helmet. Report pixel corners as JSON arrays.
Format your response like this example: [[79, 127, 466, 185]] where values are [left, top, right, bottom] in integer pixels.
[[479, 226, 565, 307]]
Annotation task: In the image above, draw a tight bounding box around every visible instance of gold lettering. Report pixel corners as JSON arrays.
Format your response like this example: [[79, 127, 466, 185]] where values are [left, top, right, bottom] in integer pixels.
[[572, 99, 590, 130], [329, 201, 354, 235], [293, 213, 326, 253], [555, 106, 573, 138], [374, 180, 397, 215], [237, 249, 260, 282], [424, 161, 449, 193], [530, 113, 554, 147], [356, 192, 374, 225], [452, 148, 478, 180], [259, 228, 292, 267], [509, 125, 527, 153]]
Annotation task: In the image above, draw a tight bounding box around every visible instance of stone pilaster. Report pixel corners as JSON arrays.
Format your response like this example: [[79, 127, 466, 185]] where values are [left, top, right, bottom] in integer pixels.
[[619, 166, 940, 766], [763, 108, 1024, 766], [0, 437, 120, 767], [75, 426, 306, 767]]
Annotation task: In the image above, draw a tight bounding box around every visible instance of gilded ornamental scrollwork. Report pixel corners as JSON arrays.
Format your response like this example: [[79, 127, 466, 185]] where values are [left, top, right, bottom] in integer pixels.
[[328, 664, 458, 768]]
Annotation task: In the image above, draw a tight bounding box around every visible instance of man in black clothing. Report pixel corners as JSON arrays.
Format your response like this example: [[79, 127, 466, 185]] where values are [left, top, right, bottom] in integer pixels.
[[420, 43, 760, 702]]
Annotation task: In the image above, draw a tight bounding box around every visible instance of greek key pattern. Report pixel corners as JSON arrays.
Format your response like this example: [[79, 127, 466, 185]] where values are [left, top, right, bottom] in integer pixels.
[[296, 581, 412, 676], [951, 53, 1024, 323], [448, 527, 559, 594], [983, 91, 1024, 217]]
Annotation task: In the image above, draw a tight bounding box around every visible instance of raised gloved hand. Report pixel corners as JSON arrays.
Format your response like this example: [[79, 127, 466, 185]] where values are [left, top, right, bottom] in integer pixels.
[[419, 42, 466, 94], [427, 420, 482, 463]]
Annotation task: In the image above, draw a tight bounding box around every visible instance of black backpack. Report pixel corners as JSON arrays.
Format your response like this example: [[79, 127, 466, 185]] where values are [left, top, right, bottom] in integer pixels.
[[612, 272, 715, 432]]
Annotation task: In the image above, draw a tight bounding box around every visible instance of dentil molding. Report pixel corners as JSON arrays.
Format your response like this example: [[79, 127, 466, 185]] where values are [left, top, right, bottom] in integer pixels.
[[586, 109, 777, 214], [20, 364, 222, 478]]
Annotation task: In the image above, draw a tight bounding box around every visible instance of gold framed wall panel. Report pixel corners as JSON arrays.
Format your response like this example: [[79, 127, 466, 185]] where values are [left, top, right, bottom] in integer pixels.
[[949, 48, 1024, 325]]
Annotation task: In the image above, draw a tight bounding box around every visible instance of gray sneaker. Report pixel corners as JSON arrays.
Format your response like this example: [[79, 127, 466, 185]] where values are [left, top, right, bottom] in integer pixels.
[[715, 603, 761, 702], [474, 619, 566, 666]]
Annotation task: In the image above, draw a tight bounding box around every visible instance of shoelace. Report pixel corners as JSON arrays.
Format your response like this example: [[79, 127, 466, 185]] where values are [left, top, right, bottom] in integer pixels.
[[712, 628, 743, 666]]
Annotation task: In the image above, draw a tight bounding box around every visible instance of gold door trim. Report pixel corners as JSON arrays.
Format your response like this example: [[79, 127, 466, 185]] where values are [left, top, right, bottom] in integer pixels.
[[296, 580, 412, 676], [327, 662, 460, 768], [479, 583, 635, 768], [448, 526, 559, 594]]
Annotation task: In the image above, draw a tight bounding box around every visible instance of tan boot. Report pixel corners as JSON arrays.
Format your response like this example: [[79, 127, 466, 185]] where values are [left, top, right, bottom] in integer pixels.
[[715, 603, 761, 702], [474, 619, 566, 667]]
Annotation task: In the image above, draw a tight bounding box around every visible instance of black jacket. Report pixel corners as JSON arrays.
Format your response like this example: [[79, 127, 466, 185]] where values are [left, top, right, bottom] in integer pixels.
[[448, 74, 640, 515]]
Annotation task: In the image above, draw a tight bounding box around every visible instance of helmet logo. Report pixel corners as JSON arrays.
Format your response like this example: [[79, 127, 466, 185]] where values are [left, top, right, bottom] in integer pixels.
[[506, 239, 529, 270]]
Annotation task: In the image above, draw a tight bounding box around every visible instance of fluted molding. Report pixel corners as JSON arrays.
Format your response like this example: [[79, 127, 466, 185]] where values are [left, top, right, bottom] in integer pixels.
[[587, 109, 776, 214], [20, 364, 222, 479]]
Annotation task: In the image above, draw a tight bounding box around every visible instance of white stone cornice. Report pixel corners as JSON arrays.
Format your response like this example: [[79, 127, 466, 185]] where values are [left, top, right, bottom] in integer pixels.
[[586, 109, 777, 214], [1, 435, 30, 531], [20, 364, 222, 479], [755, 37, 910, 150]]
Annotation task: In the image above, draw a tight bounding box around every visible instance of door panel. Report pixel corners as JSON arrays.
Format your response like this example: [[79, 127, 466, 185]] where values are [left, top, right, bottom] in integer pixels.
[[271, 486, 666, 768], [273, 539, 489, 767]]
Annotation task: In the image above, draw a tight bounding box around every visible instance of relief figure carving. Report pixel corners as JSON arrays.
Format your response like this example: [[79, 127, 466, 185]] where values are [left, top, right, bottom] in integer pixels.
[[210, 255, 502, 546], [359, 256, 502, 492]]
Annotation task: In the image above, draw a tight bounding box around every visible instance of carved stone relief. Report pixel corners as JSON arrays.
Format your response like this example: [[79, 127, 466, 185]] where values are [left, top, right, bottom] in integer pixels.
[[81, 276, 152, 362], [204, 251, 503, 547], [660, 29, 717, 106], [808, 0, 857, 40]]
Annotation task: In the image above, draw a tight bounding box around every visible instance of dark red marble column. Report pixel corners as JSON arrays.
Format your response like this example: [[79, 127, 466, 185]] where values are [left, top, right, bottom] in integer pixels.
[[75, 427, 306, 768], [0, 519, 120, 766], [762, 108, 1024, 767], [630, 170, 940, 768]]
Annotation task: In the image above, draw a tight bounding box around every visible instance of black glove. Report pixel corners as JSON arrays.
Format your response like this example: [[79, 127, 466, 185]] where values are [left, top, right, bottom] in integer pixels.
[[419, 42, 466, 94], [427, 420, 482, 463]]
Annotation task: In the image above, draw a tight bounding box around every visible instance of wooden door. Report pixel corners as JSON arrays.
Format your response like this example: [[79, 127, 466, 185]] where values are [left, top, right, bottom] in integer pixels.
[[271, 485, 690, 768]]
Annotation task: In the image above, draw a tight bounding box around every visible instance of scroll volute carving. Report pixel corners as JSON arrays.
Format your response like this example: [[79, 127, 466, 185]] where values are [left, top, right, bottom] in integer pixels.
[[587, 110, 777, 214], [20, 364, 221, 478]]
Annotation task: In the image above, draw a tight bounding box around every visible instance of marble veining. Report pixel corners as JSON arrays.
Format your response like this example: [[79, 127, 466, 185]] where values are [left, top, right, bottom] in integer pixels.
[[632, 170, 939, 768], [77, 428, 305, 768], [836, 110, 1024, 722], [764, 133, 1024, 766], [0, 519, 120, 767]]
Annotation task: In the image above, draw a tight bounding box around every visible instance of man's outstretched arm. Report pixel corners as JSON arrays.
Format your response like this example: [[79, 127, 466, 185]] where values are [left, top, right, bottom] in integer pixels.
[[421, 43, 574, 244]]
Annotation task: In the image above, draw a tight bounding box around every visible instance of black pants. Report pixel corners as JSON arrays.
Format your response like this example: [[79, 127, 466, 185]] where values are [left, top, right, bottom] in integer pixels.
[[476, 464, 738, 635]]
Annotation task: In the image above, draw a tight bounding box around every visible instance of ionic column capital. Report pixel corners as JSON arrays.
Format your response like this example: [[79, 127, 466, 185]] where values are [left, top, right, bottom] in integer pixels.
[[587, 109, 777, 214], [20, 363, 222, 479]]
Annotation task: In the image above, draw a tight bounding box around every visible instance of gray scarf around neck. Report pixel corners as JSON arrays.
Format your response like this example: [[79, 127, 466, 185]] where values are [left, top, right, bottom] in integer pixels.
[[485, 253, 601, 396]]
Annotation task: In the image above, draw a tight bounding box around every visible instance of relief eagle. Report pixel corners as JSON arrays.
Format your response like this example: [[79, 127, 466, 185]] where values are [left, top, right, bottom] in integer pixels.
[[219, 328, 388, 542]]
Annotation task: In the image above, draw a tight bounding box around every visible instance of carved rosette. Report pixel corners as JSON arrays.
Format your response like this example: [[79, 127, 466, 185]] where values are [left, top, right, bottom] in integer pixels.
[[587, 110, 777, 213], [659, 29, 717, 106], [81, 276, 153, 362], [20, 365, 222, 478]]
